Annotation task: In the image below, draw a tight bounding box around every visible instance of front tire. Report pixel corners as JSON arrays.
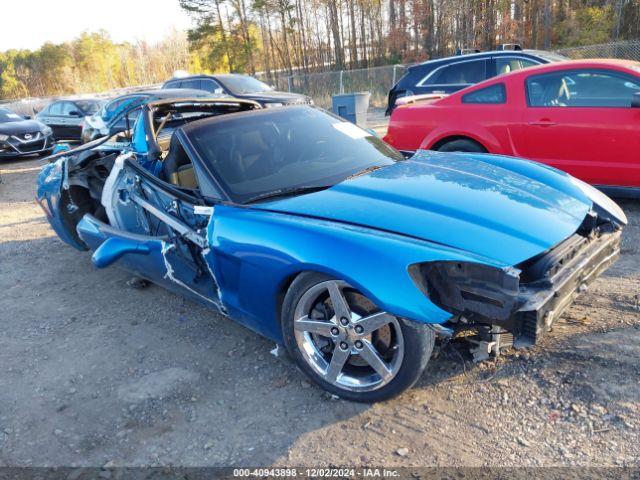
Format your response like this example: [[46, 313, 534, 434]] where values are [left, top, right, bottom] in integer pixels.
[[281, 272, 435, 402]]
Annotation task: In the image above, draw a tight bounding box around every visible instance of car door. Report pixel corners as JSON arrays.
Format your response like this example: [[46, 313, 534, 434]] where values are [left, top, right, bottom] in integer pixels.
[[41, 102, 66, 139], [414, 58, 489, 95], [76, 151, 223, 310], [515, 68, 640, 187], [61, 102, 84, 140]]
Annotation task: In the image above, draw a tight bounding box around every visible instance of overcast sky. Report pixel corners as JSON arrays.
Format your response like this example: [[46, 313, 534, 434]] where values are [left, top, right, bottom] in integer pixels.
[[1, 0, 192, 51]]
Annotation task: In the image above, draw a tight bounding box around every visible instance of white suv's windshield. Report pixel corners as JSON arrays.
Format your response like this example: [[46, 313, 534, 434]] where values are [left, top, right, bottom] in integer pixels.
[[188, 107, 403, 203]]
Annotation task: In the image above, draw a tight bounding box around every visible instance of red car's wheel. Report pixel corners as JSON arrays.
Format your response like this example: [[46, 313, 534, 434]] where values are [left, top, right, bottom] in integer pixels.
[[437, 138, 486, 153]]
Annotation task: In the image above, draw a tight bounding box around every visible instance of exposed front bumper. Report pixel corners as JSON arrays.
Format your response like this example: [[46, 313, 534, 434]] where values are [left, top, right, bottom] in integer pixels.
[[0, 133, 55, 157], [511, 229, 621, 346]]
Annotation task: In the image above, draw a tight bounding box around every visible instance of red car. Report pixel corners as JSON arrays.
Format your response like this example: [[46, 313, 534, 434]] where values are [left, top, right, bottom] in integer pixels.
[[384, 59, 640, 197]]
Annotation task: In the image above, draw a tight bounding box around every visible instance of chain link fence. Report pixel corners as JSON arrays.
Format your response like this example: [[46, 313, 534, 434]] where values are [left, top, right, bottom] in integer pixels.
[[260, 64, 406, 109], [556, 39, 640, 61]]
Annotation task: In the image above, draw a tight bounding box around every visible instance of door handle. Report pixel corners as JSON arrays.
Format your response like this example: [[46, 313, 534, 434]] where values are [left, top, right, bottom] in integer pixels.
[[528, 119, 558, 127]]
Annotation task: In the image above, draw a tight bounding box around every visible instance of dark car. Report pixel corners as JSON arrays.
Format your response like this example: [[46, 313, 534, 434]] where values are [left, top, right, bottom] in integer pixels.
[[162, 74, 312, 107], [386, 49, 567, 114], [0, 107, 55, 159], [36, 98, 104, 142], [81, 88, 214, 143]]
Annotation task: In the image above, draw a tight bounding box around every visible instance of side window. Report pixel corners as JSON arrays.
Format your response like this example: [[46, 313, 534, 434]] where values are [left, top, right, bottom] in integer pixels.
[[462, 83, 506, 104], [425, 60, 487, 86], [60, 102, 76, 115], [181, 79, 201, 90], [48, 102, 63, 115], [164, 80, 182, 89], [527, 69, 640, 107], [200, 79, 222, 93], [496, 57, 538, 75]]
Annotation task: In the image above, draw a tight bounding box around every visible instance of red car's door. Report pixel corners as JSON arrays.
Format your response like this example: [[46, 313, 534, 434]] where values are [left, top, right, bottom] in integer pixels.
[[514, 68, 640, 188]]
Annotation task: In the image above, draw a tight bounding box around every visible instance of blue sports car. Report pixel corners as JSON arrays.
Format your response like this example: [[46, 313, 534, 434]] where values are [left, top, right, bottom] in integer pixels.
[[37, 98, 626, 402]]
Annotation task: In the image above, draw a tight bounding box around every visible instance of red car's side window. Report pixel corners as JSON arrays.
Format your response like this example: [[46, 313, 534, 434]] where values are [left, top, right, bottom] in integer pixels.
[[526, 69, 640, 108], [462, 84, 507, 104]]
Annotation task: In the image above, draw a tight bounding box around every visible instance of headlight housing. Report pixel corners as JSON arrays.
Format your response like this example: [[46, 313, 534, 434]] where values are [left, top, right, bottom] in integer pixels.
[[409, 261, 521, 321], [0, 134, 9, 142], [570, 177, 627, 227]]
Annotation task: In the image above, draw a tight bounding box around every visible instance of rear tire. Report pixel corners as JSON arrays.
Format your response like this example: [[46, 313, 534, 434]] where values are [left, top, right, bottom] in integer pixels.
[[437, 138, 486, 153], [281, 272, 435, 403]]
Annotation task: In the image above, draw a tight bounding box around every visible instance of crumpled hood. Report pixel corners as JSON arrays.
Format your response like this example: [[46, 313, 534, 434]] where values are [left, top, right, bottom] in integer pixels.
[[0, 119, 46, 135], [255, 151, 593, 266]]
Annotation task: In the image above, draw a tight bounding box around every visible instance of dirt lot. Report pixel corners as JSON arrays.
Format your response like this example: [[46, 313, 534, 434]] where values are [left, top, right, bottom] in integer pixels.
[[0, 119, 639, 467]]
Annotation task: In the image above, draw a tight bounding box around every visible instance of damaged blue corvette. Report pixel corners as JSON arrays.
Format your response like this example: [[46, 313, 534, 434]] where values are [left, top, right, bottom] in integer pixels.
[[37, 98, 627, 402]]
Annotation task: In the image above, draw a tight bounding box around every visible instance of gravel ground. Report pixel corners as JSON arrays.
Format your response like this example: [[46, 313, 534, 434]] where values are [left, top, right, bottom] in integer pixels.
[[0, 115, 638, 468]]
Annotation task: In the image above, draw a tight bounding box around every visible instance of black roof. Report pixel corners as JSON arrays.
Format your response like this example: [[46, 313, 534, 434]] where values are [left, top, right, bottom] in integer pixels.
[[165, 73, 250, 81], [111, 88, 213, 101], [408, 49, 567, 70]]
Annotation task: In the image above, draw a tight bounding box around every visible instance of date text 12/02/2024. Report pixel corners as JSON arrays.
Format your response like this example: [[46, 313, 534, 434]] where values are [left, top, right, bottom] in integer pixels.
[[232, 468, 401, 477]]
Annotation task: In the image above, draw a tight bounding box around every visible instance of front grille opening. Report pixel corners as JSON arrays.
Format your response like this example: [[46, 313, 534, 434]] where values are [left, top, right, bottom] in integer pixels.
[[460, 290, 504, 308], [517, 234, 587, 284]]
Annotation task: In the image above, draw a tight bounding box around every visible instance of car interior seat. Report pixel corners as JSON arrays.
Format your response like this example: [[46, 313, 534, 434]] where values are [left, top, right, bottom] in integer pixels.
[[162, 135, 198, 189], [542, 77, 570, 106], [498, 63, 512, 75]]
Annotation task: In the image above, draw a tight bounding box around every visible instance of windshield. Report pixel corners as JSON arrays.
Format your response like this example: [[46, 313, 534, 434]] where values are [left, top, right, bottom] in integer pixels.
[[76, 100, 103, 114], [220, 75, 273, 94], [188, 107, 404, 203], [0, 107, 23, 123]]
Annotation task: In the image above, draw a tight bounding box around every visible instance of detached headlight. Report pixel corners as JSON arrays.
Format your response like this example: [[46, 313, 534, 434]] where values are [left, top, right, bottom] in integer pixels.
[[264, 102, 283, 108], [0, 134, 9, 142], [42, 126, 53, 136], [409, 261, 521, 321], [570, 177, 627, 226]]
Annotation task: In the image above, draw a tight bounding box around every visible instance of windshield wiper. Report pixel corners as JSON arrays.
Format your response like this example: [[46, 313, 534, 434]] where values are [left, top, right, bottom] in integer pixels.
[[245, 185, 332, 204], [345, 165, 384, 180]]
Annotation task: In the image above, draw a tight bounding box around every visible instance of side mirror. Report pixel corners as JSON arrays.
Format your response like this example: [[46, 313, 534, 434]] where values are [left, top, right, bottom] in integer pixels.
[[92, 237, 151, 268], [69, 110, 81, 117], [632, 92, 640, 108], [214, 87, 224, 95], [23, 114, 31, 120]]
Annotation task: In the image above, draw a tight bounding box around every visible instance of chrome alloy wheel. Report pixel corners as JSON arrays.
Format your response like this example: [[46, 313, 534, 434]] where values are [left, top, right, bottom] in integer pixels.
[[293, 280, 404, 392]]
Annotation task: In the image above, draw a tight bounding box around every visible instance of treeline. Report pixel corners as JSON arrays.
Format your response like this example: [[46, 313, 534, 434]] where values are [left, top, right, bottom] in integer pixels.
[[183, 0, 640, 80], [0, 30, 190, 100], [0, 0, 638, 100]]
